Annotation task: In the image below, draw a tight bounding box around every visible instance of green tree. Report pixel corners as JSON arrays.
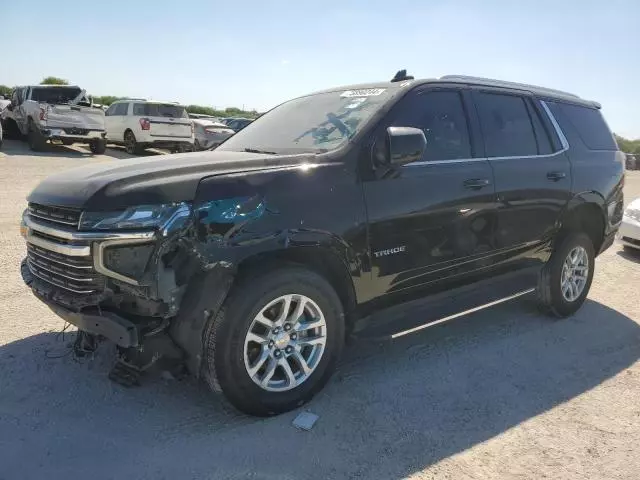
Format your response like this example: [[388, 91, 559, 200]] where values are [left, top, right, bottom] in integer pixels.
[[615, 134, 640, 154], [0, 84, 12, 97], [40, 76, 68, 85], [92, 95, 121, 106]]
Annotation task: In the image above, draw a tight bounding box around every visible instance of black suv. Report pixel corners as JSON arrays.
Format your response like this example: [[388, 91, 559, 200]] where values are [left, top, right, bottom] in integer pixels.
[[20, 73, 624, 416]]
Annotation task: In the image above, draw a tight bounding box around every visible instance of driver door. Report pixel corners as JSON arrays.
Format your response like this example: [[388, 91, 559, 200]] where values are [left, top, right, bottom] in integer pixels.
[[362, 86, 498, 298]]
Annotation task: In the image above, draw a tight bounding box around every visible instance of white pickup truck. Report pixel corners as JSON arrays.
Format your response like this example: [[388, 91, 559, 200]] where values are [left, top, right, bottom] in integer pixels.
[[0, 85, 107, 153]]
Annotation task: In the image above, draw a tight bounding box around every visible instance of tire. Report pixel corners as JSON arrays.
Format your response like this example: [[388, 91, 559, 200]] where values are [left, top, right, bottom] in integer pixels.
[[537, 232, 595, 317], [124, 130, 142, 155], [204, 267, 345, 416], [2, 119, 22, 140], [27, 122, 46, 151], [89, 139, 106, 154], [194, 139, 202, 151]]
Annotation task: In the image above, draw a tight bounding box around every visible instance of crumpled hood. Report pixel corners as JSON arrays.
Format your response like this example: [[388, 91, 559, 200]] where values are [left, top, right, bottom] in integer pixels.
[[27, 150, 313, 210]]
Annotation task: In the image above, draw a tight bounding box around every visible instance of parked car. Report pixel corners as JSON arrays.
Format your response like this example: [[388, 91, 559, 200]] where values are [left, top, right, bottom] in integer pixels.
[[19, 72, 624, 416], [193, 119, 235, 150], [0, 85, 106, 153], [189, 113, 223, 123], [223, 117, 253, 132], [104, 99, 194, 154], [0, 97, 6, 148], [619, 198, 640, 251]]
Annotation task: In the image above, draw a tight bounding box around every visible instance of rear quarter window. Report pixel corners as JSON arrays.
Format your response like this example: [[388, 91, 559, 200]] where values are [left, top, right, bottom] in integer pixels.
[[553, 103, 616, 151]]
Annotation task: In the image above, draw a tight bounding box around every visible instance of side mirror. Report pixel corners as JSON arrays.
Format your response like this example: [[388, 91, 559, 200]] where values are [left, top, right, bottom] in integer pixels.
[[386, 126, 426, 165]]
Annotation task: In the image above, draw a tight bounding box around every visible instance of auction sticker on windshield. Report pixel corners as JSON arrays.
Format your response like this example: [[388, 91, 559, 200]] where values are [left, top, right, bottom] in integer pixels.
[[340, 88, 386, 97]]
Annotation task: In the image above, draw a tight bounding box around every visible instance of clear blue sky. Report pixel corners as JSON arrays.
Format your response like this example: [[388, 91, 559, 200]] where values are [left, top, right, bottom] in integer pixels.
[[3, 0, 639, 137]]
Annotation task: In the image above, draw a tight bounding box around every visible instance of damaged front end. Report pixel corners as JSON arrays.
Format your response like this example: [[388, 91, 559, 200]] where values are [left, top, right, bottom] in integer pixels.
[[20, 202, 204, 382], [20, 192, 271, 384]]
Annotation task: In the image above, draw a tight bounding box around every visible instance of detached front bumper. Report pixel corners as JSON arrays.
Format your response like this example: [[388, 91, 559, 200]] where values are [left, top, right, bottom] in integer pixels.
[[21, 259, 139, 347]]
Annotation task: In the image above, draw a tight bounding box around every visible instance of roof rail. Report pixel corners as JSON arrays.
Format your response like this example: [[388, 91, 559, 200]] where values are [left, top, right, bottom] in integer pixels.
[[121, 97, 147, 101], [440, 75, 580, 99]]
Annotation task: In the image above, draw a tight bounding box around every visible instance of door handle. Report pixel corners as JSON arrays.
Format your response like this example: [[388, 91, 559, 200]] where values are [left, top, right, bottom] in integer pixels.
[[463, 178, 490, 189], [547, 171, 566, 181]]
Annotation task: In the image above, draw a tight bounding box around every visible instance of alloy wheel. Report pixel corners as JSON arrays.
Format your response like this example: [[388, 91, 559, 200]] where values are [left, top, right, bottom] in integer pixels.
[[243, 294, 327, 392], [560, 246, 589, 302]]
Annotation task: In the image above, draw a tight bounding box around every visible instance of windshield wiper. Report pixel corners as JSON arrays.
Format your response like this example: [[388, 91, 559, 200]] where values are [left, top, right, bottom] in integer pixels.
[[244, 148, 277, 154]]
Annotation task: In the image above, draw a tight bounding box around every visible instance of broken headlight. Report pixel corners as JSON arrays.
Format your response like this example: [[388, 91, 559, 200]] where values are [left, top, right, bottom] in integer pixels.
[[79, 203, 191, 232]]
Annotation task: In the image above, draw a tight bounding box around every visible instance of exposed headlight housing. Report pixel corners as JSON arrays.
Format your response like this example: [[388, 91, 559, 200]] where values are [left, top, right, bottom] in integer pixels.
[[79, 203, 191, 232]]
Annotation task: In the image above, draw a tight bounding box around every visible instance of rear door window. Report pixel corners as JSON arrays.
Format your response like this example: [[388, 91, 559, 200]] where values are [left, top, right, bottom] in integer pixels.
[[525, 99, 554, 155], [555, 103, 616, 150], [475, 92, 537, 157], [113, 103, 129, 115], [133, 103, 187, 118]]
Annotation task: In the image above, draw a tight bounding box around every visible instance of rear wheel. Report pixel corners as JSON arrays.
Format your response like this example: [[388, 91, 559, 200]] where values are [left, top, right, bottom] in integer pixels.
[[124, 130, 142, 155], [89, 139, 106, 154], [203, 267, 345, 416], [537, 232, 595, 317], [27, 122, 46, 151]]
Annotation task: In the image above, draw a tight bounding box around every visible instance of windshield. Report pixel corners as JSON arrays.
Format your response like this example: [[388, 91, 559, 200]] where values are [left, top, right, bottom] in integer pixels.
[[133, 103, 188, 118], [217, 88, 393, 154], [31, 87, 82, 104]]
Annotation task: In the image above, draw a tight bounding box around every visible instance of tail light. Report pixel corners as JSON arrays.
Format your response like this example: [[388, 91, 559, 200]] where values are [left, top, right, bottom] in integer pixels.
[[139, 118, 150, 130], [190, 122, 194, 135], [39, 107, 47, 121]]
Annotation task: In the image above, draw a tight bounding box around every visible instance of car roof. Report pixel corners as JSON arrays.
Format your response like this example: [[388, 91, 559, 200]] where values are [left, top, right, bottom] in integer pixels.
[[308, 75, 599, 109], [113, 99, 186, 106], [17, 85, 81, 88]]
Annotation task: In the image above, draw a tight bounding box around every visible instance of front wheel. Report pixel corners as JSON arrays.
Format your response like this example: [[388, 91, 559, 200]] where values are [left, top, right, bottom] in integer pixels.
[[537, 232, 595, 317], [204, 267, 345, 416]]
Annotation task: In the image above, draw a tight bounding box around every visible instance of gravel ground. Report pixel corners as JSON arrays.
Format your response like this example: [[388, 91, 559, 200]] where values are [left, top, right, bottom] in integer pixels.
[[1, 140, 639, 480]]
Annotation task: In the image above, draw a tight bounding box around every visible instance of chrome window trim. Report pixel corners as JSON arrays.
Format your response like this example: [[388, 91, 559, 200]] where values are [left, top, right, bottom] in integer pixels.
[[404, 158, 487, 167], [540, 100, 570, 150], [403, 100, 570, 166]]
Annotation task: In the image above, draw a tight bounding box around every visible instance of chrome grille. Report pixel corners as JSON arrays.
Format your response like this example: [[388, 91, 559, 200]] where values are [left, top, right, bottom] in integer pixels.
[[27, 244, 104, 294], [28, 203, 81, 228]]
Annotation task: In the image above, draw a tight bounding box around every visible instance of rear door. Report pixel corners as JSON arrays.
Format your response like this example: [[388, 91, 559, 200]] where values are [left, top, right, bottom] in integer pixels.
[[473, 89, 572, 269], [363, 86, 498, 298], [139, 103, 192, 139]]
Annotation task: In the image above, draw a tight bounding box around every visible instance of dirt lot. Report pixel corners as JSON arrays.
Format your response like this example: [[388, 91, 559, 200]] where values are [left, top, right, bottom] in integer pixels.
[[1, 140, 639, 480]]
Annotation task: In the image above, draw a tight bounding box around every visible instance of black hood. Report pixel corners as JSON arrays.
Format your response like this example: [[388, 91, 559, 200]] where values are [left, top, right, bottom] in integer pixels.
[[27, 150, 314, 210]]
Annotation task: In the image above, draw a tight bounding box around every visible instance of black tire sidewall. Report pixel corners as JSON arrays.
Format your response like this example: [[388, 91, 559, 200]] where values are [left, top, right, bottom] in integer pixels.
[[546, 232, 595, 316], [125, 131, 137, 154], [210, 268, 344, 416], [90, 139, 106, 154]]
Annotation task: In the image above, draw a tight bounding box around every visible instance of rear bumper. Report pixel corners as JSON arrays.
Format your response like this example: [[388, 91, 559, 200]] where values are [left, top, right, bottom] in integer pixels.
[[41, 127, 105, 142]]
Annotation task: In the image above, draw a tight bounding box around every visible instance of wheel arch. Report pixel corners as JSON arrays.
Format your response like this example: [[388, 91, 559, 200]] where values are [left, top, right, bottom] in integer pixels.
[[171, 231, 360, 378], [557, 191, 606, 254]]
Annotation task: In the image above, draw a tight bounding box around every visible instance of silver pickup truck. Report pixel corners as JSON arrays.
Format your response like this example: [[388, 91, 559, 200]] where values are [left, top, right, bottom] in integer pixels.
[[0, 85, 106, 153]]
